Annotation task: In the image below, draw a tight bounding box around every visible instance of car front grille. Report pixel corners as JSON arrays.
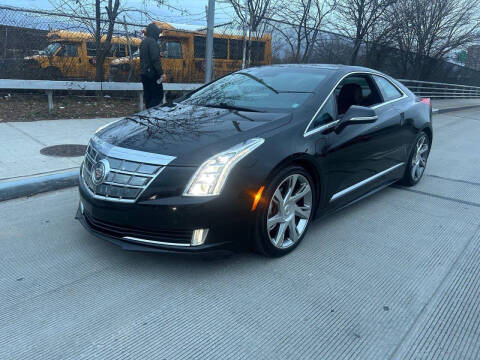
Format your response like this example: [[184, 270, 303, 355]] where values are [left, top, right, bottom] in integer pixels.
[[84, 212, 192, 245], [81, 138, 174, 203]]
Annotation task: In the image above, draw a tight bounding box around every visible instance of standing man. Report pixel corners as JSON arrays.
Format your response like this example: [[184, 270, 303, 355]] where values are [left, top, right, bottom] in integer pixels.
[[140, 23, 167, 109]]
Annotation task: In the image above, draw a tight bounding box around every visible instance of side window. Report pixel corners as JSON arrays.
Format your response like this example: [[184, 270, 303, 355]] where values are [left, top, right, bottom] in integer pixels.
[[86, 42, 96, 57], [374, 76, 403, 102], [336, 74, 382, 115], [250, 41, 265, 62], [213, 38, 227, 59], [229, 39, 243, 60], [309, 95, 337, 131], [162, 41, 182, 58], [58, 44, 78, 57], [194, 36, 206, 58], [117, 44, 127, 57]]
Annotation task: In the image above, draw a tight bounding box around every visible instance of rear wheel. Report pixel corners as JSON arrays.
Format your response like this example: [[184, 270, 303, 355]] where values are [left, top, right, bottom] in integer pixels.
[[255, 166, 315, 257], [399, 131, 430, 186]]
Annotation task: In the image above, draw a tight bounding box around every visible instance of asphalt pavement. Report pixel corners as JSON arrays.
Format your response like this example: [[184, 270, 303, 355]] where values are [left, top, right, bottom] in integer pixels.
[[1, 108, 480, 359]]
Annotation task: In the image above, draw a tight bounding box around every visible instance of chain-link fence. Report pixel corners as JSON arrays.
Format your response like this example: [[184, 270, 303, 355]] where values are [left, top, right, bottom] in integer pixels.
[[0, 6, 267, 83], [1, 5, 480, 85]]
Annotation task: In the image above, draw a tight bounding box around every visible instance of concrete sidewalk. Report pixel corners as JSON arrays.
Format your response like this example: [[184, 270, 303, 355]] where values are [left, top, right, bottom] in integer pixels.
[[0, 118, 115, 182]]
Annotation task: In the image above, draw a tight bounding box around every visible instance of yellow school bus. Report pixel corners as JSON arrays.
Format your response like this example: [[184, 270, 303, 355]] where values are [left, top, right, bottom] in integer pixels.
[[108, 21, 272, 83], [24, 30, 141, 80]]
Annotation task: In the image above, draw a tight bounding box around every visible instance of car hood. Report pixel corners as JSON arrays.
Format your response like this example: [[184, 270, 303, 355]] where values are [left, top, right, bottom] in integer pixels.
[[95, 104, 291, 166]]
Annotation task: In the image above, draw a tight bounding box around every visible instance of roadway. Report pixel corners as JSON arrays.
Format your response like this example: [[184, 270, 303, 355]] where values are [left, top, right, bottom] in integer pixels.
[[1, 108, 479, 359]]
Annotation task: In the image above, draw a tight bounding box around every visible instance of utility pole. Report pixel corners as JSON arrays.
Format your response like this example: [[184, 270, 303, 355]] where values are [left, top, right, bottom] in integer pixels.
[[205, 0, 215, 83], [242, 0, 248, 69]]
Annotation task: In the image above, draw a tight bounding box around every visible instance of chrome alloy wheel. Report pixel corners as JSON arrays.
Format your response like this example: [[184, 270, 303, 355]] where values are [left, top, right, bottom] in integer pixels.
[[267, 174, 313, 249], [411, 134, 429, 181]]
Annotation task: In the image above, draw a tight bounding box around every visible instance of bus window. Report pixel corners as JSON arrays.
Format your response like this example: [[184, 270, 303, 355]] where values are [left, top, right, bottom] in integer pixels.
[[117, 44, 127, 57], [57, 44, 78, 57], [162, 41, 182, 58], [214, 38, 227, 59], [86, 42, 96, 57], [250, 41, 265, 62], [229, 39, 243, 60], [194, 36, 206, 58]]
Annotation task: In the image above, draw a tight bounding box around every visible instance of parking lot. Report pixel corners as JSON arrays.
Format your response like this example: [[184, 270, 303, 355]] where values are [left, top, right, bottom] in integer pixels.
[[1, 108, 479, 359]]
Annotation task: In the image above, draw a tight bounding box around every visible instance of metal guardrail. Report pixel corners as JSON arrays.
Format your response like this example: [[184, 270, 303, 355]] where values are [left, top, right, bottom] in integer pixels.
[[399, 79, 480, 99], [0, 79, 202, 112], [1, 78, 480, 113]]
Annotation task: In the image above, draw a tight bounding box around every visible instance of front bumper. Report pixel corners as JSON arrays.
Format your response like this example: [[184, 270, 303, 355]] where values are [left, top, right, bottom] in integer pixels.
[[76, 175, 256, 254]]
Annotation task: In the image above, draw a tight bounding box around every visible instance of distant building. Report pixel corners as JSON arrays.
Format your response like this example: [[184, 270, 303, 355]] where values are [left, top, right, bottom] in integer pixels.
[[466, 45, 480, 71]]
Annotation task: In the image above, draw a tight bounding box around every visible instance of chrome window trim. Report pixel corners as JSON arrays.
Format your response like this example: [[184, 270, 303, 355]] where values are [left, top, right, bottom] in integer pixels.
[[330, 162, 405, 202], [123, 236, 191, 247], [304, 71, 409, 137], [349, 116, 379, 122], [91, 135, 176, 166]]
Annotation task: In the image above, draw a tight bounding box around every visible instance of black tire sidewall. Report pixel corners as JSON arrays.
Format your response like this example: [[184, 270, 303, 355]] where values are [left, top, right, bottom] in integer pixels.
[[254, 165, 316, 257]]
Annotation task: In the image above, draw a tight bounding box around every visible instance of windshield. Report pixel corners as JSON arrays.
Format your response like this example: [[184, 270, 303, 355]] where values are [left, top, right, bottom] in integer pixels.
[[41, 42, 62, 56], [183, 67, 334, 112]]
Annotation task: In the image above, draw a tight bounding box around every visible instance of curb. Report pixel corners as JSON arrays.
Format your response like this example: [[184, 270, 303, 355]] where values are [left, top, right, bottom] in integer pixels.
[[0, 170, 79, 202]]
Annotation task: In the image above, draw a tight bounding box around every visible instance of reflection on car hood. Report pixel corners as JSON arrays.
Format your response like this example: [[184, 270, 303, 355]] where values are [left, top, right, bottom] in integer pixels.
[[95, 103, 291, 166]]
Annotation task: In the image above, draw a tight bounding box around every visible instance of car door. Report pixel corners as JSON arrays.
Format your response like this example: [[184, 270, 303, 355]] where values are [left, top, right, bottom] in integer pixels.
[[372, 75, 410, 161], [308, 73, 404, 206], [53, 43, 82, 79]]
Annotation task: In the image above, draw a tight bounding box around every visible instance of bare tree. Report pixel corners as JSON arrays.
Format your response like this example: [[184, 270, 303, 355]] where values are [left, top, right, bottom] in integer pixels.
[[363, 16, 394, 68], [226, 0, 278, 39], [336, 0, 397, 65], [389, 0, 480, 79], [273, 0, 337, 63], [225, 0, 280, 65]]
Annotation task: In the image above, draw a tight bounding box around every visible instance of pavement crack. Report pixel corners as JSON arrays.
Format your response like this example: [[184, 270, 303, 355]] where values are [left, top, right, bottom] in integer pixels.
[[426, 174, 480, 187], [5, 122, 47, 147], [392, 186, 480, 208]]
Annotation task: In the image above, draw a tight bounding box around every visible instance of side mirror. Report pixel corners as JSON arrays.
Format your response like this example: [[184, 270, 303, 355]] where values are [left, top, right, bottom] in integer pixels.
[[336, 105, 378, 130]]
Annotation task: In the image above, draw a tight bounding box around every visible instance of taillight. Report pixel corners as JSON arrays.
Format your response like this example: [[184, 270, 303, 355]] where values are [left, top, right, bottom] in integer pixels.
[[420, 98, 431, 107]]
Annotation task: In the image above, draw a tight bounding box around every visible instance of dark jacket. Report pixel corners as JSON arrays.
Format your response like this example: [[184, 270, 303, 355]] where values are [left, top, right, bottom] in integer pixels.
[[140, 23, 163, 77]]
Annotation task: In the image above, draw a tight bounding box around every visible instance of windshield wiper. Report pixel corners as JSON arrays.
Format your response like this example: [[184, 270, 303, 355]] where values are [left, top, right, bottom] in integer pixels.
[[203, 102, 262, 112]]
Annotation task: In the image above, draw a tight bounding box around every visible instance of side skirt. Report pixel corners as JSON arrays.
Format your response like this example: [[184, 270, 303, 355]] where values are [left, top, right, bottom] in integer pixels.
[[314, 178, 400, 221]]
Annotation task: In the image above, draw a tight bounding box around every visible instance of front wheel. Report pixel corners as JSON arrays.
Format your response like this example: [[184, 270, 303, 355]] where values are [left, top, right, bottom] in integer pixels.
[[254, 166, 315, 257], [399, 131, 430, 186]]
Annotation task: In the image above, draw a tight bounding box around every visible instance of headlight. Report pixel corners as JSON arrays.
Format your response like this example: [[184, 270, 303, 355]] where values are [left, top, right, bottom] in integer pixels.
[[184, 138, 265, 196]]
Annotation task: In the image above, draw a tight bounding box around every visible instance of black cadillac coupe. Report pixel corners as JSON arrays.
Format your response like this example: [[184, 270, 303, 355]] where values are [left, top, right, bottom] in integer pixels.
[[76, 64, 433, 257]]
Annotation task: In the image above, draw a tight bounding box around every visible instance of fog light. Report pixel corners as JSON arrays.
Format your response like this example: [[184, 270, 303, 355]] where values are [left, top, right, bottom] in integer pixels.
[[79, 201, 84, 214], [191, 228, 209, 246]]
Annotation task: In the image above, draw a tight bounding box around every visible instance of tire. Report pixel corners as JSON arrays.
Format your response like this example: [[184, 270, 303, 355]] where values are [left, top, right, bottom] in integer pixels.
[[254, 165, 316, 257], [398, 131, 430, 186]]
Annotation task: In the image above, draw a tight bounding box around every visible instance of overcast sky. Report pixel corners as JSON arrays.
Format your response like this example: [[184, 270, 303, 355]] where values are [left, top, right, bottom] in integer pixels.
[[1, 0, 236, 25]]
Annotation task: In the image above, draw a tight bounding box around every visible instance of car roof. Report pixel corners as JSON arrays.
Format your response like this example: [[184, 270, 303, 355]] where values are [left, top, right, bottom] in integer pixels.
[[264, 63, 384, 75]]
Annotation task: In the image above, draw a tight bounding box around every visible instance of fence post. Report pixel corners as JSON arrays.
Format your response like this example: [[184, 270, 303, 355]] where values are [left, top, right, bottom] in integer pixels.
[[46, 90, 54, 112], [138, 90, 144, 112]]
